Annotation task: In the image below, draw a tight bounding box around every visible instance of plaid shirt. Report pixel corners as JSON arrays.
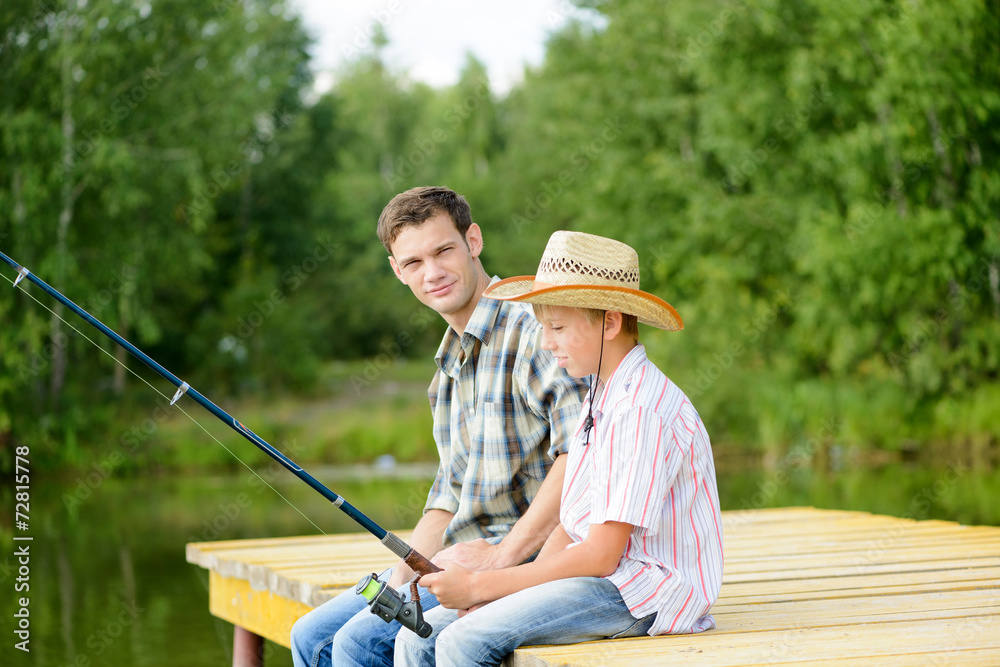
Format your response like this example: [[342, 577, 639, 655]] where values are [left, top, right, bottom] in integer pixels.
[[425, 277, 588, 548]]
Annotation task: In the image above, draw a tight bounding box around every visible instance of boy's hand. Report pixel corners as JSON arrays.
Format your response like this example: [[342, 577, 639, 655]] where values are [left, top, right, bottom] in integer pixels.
[[420, 563, 482, 610]]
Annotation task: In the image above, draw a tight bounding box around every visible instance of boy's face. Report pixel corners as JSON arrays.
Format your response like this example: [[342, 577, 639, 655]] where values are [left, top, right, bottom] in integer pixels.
[[538, 306, 604, 378], [389, 212, 483, 322]]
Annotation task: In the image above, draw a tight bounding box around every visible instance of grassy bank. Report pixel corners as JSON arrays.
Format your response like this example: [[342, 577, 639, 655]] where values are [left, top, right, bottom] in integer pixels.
[[96, 359, 439, 475]]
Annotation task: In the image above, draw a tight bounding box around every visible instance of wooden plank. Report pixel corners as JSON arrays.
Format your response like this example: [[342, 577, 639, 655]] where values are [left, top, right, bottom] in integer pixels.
[[718, 565, 1000, 596], [725, 531, 1000, 559], [724, 525, 1000, 548], [724, 553, 1000, 583], [186, 531, 412, 569], [189, 536, 406, 568], [186, 533, 366, 565], [712, 587, 1000, 616], [712, 604, 1000, 633], [770, 648, 1000, 667], [723, 535, 1000, 562], [719, 507, 863, 525], [506, 615, 1000, 667]]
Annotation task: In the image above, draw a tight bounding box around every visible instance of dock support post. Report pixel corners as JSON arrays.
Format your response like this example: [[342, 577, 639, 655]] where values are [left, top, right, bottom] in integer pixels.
[[233, 625, 264, 667]]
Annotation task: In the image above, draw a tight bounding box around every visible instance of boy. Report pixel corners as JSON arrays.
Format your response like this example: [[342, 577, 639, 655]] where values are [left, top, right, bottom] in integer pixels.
[[394, 230, 724, 667]]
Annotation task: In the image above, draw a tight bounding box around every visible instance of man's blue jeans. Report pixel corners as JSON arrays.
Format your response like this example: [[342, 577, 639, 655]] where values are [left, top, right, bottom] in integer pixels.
[[290, 568, 440, 667], [393, 576, 654, 667]]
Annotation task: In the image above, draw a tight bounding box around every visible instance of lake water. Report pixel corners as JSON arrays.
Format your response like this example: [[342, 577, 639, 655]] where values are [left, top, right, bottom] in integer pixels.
[[4, 453, 998, 667]]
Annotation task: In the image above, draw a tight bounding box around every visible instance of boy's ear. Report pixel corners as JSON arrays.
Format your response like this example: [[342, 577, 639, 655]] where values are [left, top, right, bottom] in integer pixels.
[[604, 311, 624, 340]]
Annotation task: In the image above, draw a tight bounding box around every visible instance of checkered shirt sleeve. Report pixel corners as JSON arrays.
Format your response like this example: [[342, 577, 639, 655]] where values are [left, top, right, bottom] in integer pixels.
[[423, 291, 587, 547]]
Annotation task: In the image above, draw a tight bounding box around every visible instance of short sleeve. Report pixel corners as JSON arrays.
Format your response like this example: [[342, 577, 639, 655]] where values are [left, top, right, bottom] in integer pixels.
[[423, 462, 460, 515], [589, 406, 685, 534]]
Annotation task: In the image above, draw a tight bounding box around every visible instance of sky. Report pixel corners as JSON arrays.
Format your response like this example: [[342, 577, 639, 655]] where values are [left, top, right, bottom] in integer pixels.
[[287, 0, 595, 95]]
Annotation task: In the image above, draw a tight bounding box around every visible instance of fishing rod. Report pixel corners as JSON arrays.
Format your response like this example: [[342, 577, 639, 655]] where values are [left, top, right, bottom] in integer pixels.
[[1, 249, 437, 635]]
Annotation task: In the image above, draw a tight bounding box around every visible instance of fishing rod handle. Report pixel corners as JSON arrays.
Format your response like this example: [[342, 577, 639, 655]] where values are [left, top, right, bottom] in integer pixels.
[[381, 532, 442, 575], [404, 549, 442, 576]]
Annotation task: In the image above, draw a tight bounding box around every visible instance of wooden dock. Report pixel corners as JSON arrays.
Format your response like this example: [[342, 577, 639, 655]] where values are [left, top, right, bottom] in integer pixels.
[[186, 507, 1000, 665]]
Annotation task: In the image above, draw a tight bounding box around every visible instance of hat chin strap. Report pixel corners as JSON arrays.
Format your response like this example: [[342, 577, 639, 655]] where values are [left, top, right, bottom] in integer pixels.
[[582, 312, 606, 444]]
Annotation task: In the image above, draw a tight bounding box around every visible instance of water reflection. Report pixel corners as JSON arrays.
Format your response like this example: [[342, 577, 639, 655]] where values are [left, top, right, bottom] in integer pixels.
[[1, 458, 996, 666]]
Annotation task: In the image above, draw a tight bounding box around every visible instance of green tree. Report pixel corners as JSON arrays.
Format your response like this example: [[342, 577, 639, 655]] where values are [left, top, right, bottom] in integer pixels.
[[485, 0, 1000, 451], [0, 0, 312, 465]]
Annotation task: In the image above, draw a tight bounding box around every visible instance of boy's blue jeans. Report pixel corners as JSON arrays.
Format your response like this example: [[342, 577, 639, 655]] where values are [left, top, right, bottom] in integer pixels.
[[290, 568, 440, 667], [393, 576, 654, 667]]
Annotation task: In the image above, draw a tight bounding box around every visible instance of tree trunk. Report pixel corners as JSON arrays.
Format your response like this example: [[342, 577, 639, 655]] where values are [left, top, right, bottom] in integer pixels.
[[51, 23, 76, 407], [113, 248, 139, 395], [989, 259, 1000, 320], [12, 168, 26, 229]]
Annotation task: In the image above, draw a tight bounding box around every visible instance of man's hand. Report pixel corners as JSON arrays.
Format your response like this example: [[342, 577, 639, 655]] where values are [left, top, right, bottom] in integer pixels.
[[387, 508, 455, 589], [432, 539, 502, 572]]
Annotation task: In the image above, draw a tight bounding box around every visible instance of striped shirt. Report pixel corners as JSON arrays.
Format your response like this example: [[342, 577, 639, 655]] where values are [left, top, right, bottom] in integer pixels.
[[425, 277, 588, 548], [560, 344, 724, 636]]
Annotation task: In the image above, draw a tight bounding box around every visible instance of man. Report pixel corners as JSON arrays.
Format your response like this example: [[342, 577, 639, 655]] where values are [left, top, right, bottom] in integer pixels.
[[290, 186, 586, 667]]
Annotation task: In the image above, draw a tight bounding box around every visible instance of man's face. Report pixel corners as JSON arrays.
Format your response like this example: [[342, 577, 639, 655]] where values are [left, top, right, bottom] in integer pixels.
[[389, 212, 484, 321]]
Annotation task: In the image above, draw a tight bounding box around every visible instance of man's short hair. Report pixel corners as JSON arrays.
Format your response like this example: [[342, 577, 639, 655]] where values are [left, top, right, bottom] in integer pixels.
[[533, 304, 640, 342], [377, 186, 473, 254]]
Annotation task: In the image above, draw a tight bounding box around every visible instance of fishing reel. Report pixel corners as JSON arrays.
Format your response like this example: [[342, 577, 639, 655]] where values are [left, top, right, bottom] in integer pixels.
[[356, 572, 433, 638]]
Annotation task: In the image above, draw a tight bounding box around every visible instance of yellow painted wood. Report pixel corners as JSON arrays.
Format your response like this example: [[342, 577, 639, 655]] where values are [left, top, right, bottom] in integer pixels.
[[185, 507, 1000, 665], [208, 570, 312, 647]]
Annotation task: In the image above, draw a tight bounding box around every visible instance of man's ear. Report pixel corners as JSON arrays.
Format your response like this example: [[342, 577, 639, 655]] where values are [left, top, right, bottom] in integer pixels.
[[465, 223, 484, 259], [604, 311, 624, 340], [388, 256, 406, 284]]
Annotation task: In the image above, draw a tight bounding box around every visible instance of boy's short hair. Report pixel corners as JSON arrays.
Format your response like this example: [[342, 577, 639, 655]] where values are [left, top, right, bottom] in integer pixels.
[[533, 304, 640, 341], [377, 186, 473, 254]]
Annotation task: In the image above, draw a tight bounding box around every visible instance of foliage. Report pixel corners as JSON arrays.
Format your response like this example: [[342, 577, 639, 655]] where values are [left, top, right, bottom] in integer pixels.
[[1, 0, 997, 470], [1, 0, 312, 465]]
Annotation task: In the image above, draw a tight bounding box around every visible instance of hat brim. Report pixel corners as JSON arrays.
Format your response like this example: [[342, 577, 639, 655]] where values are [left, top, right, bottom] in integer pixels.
[[483, 275, 683, 331]]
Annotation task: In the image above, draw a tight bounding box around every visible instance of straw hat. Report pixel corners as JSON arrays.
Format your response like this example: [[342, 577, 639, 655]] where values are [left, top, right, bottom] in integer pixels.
[[483, 231, 683, 331]]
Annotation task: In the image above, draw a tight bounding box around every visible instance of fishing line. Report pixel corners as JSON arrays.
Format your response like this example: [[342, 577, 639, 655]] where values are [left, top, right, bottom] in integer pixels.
[[0, 266, 325, 535], [1, 248, 441, 589]]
